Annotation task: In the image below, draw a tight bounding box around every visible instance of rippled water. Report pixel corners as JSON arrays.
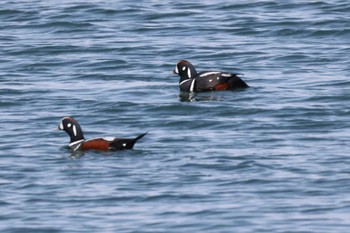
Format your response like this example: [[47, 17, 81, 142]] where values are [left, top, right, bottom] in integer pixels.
[[1, 0, 350, 232]]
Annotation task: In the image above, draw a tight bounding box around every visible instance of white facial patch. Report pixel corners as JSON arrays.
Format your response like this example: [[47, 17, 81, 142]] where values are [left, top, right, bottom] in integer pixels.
[[175, 65, 179, 74], [73, 125, 77, 136], [182, 66, 186, 71], [187, 68, 191, 78], [123, 143, 127, 147], [67, 123, 72, 128], [59, 122, 64, 130]]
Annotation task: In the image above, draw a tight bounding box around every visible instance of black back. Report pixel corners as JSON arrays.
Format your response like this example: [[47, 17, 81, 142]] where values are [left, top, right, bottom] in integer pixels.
[[195, 72, 249, 91], [110, 132, 147, 150]]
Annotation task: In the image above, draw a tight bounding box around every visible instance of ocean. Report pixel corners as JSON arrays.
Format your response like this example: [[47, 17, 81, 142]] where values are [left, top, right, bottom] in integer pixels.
[[1, 0, 350, 232]]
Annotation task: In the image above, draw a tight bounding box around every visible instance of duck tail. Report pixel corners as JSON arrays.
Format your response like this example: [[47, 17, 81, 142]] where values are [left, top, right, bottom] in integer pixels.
[[228, 75, 249, 88], [134, 132, 148, 142]]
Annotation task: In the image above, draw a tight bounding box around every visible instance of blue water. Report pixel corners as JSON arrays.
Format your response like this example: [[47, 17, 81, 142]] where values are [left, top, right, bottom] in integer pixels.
[[1, 0, 350, 232]]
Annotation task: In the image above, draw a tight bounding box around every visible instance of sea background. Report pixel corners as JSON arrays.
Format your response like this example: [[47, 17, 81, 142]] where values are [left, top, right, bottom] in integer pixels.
[[1, 0, 350, 232]]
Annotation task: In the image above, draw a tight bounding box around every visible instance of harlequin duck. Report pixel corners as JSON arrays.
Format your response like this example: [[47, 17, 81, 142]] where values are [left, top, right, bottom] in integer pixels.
[[58, 116, 147, 151], [173, 60, 249, 92]]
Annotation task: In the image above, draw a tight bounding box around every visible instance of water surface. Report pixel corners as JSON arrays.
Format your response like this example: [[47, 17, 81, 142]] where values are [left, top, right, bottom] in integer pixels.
[[1, 1, 350, 232]]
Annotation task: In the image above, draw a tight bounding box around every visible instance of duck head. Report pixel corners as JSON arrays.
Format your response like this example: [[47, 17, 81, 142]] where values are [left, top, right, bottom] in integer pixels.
[[173, 60, 198, 83], [58, 116, 85, 143]]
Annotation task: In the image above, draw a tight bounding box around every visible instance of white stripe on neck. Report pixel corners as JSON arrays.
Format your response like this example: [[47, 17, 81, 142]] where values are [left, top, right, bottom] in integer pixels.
[[179, 79, 191, 86], [69, 139, 84, 151], [190, 79, 196, 92], [69, 139, 84, 147]]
